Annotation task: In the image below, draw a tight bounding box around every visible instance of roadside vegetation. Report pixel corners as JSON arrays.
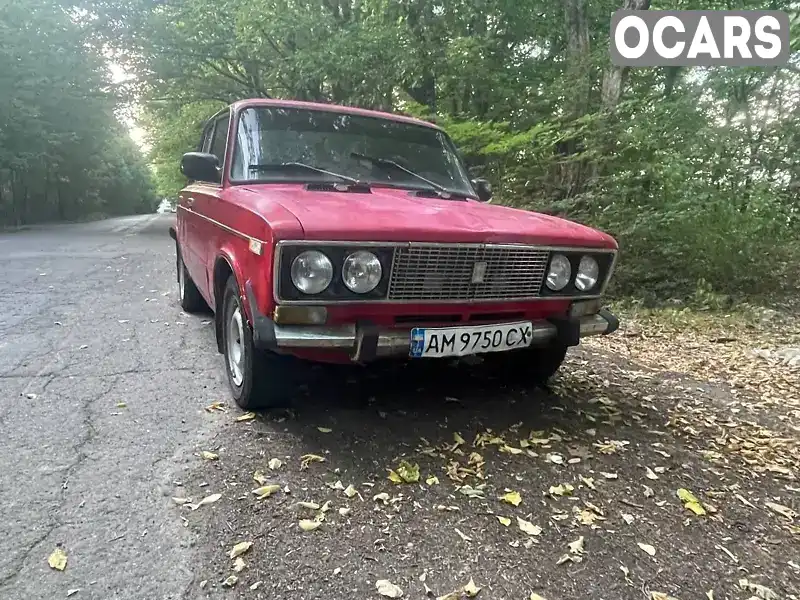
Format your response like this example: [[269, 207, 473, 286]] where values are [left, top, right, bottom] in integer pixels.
[[0, 0, 156, 227]]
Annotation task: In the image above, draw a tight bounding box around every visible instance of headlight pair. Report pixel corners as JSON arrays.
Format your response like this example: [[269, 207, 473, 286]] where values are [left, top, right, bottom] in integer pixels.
[[546, 253, 602, 293], [291, 249, 382, 295]]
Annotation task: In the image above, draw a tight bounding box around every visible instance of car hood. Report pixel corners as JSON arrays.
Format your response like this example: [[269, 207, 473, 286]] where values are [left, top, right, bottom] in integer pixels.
[[242, 185, 616, 248]]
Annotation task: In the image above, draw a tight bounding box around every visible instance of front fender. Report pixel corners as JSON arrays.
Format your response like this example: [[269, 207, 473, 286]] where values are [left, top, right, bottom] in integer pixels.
[[214, 239, 274, 325]]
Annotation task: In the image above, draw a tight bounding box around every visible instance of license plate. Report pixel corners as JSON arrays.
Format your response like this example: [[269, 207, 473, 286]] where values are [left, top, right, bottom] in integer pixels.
[[409, 321, 534, 359]]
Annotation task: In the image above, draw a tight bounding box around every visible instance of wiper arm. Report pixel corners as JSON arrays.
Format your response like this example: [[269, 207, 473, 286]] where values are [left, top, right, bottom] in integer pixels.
[[249, 162, 361, 184], [350, 152, 465, 198]]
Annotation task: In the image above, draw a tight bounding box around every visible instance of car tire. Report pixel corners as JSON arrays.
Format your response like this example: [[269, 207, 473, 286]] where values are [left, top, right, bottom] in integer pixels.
[[221, 275, 296, 410], [176, 247, 207, 313], [482, 344, 568, 383]]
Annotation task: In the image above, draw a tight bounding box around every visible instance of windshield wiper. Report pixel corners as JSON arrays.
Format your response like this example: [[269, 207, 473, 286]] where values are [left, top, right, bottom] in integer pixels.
[[249, 162, 362, 185], [350, 152, 469, 199]]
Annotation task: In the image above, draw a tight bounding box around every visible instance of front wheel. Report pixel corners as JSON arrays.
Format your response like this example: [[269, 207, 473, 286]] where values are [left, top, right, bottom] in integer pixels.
[[222, 275, 298, 409], [481, 344, 568, 384]]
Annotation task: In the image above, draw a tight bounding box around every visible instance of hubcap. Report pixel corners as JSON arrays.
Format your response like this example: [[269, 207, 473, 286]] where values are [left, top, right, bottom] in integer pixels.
[[227, 306, 245, 387]]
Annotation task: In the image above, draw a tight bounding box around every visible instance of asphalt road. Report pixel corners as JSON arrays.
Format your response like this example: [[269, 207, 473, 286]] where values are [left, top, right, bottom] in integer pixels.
[[0, 214, 227, 600]]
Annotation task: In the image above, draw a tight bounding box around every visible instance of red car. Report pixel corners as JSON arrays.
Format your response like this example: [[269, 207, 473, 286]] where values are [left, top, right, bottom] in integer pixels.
[[169, 99, 620, 409]]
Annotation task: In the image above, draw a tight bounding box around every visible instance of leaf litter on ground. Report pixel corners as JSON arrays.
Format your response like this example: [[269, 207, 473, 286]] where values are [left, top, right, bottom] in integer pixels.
[[47, 547, 67, 571], [388, 459, 420, 484]]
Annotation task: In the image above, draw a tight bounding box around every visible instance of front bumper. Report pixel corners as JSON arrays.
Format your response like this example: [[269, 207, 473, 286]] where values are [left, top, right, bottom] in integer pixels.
[[245, 283, 619, 362]]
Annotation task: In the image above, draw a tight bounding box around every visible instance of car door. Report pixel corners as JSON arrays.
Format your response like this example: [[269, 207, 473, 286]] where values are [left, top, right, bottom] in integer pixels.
[[191, 111, 230, 296], [178, 121, 214, 288]]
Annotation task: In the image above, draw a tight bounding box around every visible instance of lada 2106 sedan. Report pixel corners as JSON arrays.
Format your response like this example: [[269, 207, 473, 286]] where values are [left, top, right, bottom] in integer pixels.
[[169, 99, 620, 409]]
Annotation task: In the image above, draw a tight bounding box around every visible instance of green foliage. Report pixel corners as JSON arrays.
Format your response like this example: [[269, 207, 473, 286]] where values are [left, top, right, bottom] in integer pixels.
[[87, 0, 799, 302], [0, 0, 156, 226]]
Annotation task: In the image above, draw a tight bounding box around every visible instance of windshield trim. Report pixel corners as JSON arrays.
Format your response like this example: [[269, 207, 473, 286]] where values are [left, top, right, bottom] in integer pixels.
[[230, 177, 479, 199], [228, 105, 477, 195]]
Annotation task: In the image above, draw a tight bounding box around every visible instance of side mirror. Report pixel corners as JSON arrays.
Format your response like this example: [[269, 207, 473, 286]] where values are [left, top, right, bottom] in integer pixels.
[[472, 178, 492, 202], [181, 152, 220, 183]]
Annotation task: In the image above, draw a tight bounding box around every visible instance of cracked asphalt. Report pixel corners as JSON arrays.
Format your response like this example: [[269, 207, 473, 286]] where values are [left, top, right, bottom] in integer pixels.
[[0, 214, 228, 600]]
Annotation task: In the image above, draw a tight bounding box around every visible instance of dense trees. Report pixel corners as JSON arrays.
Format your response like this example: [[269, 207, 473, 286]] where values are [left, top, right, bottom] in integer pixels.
[[0, 0, 156, 227], [16, 0, 799, 299]]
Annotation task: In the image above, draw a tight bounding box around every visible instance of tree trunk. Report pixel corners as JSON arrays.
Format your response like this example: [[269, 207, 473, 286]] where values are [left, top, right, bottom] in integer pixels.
[[600, 0, 651, 111], [564, 0, 591, 120]]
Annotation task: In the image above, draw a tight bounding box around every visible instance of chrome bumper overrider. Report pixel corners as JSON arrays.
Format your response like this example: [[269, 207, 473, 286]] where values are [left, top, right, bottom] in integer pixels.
[[269, 312, 618, 360]]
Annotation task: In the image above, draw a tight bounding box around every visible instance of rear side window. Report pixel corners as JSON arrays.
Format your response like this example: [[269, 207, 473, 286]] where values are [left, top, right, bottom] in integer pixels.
[[209, 115, 230, 165]]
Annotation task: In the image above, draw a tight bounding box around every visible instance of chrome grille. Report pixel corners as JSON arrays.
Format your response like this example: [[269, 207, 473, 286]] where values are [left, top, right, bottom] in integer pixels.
[[387, 245, 550, 301]]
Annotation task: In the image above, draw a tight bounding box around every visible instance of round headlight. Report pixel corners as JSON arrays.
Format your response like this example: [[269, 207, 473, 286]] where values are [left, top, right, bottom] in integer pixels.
[[291, 250, 333, 294], [342, 250, 382, 293], [546, 254, 572, 291], [575, 255, 600, 292]]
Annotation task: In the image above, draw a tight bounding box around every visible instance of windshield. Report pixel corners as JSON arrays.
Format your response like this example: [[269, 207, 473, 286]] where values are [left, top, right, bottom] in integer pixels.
[[230, 106, 475, 196]]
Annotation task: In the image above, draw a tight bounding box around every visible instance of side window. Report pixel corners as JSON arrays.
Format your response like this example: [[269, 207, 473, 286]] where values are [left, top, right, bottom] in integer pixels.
[[209, 114, 230, 165], [199, 122, 214, 153]]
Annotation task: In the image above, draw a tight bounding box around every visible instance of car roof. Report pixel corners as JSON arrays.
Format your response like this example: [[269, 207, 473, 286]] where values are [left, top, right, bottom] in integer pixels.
[[229, 98, 442, 131]]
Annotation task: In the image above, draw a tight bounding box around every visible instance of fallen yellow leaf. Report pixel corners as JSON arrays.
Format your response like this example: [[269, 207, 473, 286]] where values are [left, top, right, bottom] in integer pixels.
[[426, 475, 440, 485], [229, 541, 252, 559], [187, 493, 221, 510], [300, 454, 325, 469], [500, 491, 522, 506], [222, 575, 237, 587], [500, 444, 523, 455], [200, 451, 218, 460], [253, 470, 268, 485], [317, 427, 332, 433], [235, 412, 256, 422], [376, 579, 403, 598], [388, 460, 419, 484], [299, 519, 322, 532], [453, 432, 466, 446], [677, 488, 707, 516], [568, 536, 584, 554], [549, 483, 574, 496], [530, 594, 548, 600], [517, 517, 542, 536], [343, 484, 358, 498], [496, 516, 511, 527], [47, 548, 67, 571], [638, 542, 656, 556], [251, 485, 280, 499], [297, 501, 320, 510], [268, 458, 282, 470], [233, 557, 246, 573], [463, 578, 481, 597]]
